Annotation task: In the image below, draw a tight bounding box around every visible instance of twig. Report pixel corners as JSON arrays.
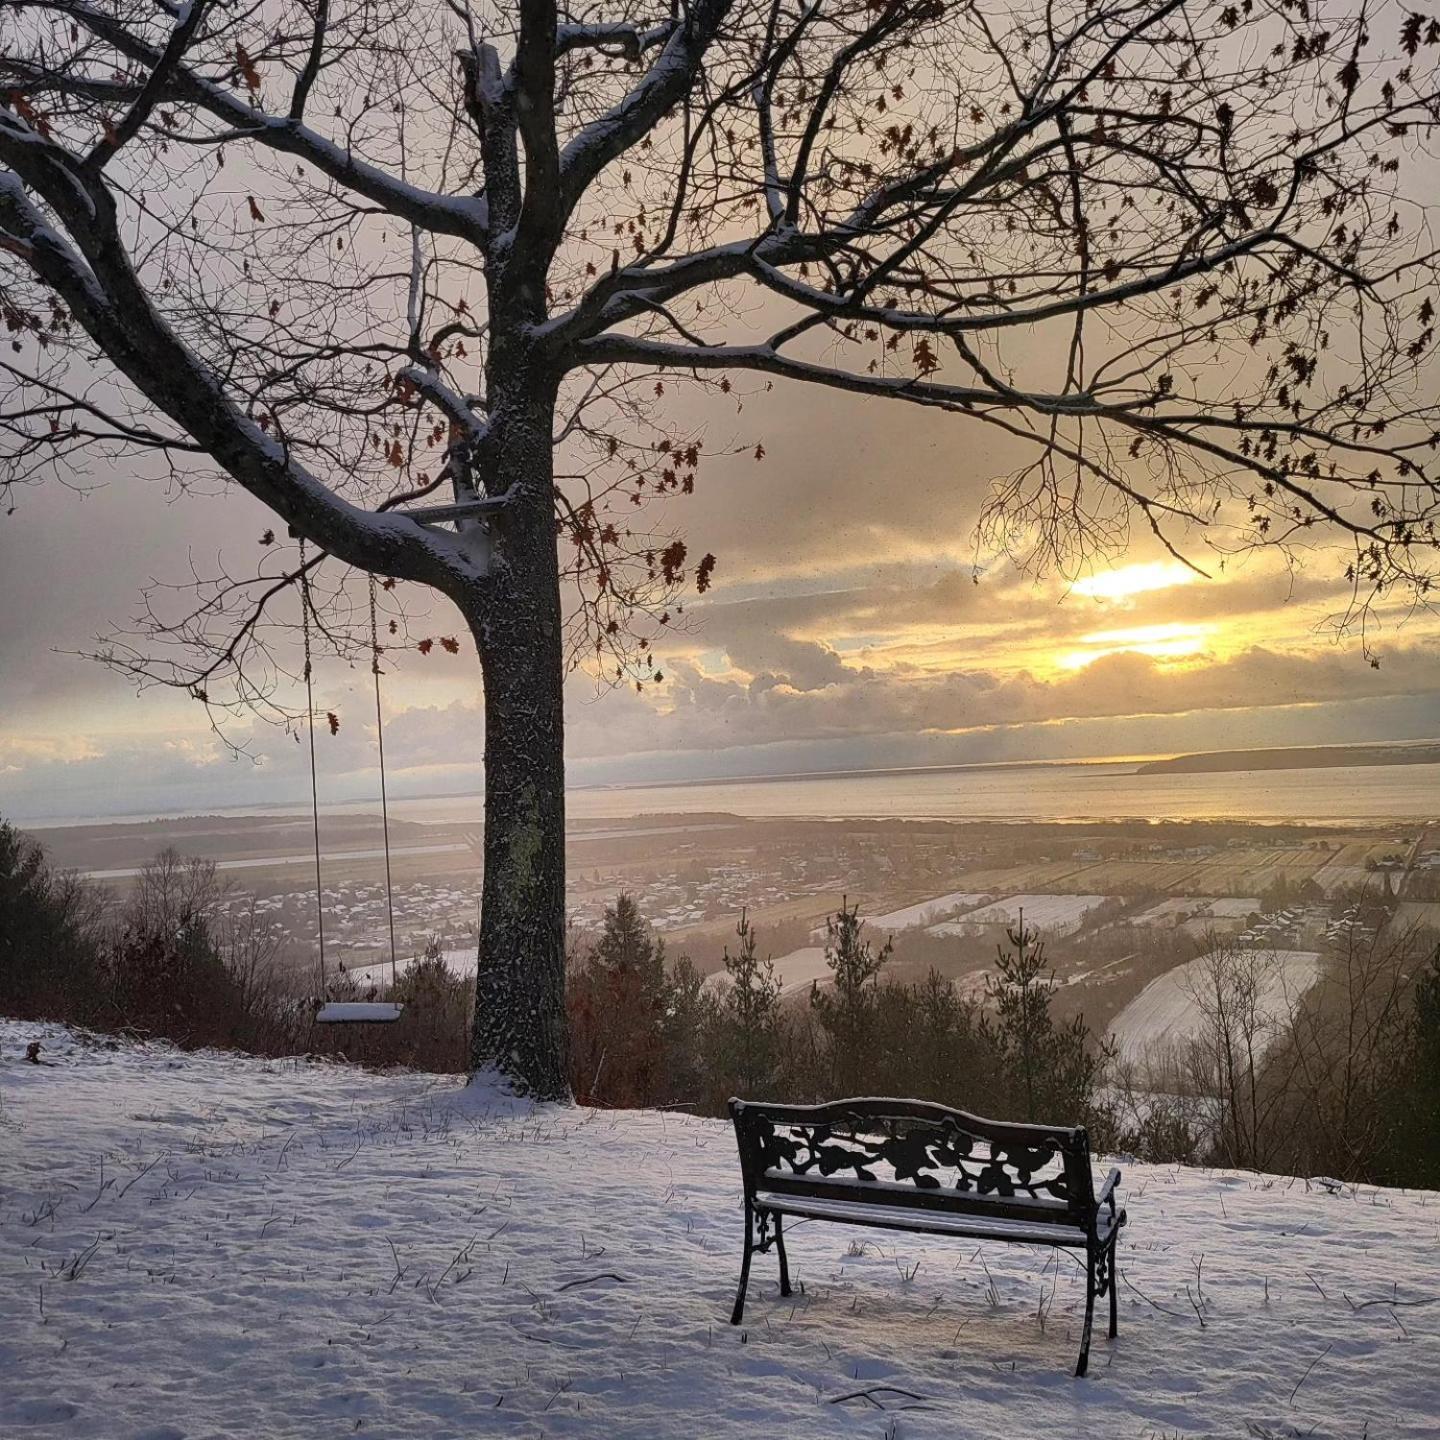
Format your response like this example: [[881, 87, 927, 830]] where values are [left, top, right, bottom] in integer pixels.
[[1120, 1270, 1192, 1322], [1344, 1292, 1439, 1311], [519, 1331, 584, 1349], [80, 1157, 113, 1214], [829, 1385, 931, 1410], [117, 1152, 167, 1199], [556, 1272, 629, 1292], [1289, 1342, 1333, 1404]]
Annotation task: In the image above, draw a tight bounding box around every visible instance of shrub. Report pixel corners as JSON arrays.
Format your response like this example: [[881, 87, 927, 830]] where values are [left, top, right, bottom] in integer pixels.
[[0, 820, 103, 1021]]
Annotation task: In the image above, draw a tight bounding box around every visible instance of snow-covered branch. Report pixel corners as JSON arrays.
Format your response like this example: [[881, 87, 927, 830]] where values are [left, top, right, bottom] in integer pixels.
[[11, 1, 490, 242], [0, 146, 470, 591]]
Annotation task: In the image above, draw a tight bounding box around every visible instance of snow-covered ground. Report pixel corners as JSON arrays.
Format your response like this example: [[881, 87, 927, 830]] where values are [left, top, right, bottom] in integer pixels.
[[1130, 897, 1262, 926], [1109, 949, 1325, 1066], [861, 892, 992, 933], [343, 946, 477, 991], [929, 893, 1113, 938], [705, 945, 839, 998], [3, 1019, 1438, 1439]]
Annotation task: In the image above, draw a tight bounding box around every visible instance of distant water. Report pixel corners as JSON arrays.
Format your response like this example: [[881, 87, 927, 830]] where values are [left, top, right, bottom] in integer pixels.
[[574, 761, 1440, 827], [47, 759, 1440, 830]]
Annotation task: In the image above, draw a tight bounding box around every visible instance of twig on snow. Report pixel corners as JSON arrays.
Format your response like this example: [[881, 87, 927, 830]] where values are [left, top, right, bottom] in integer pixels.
[[1289, 1341, 1333, 1405], [556, 1272, 630, 1292], [829, 1385, 931, 1411]]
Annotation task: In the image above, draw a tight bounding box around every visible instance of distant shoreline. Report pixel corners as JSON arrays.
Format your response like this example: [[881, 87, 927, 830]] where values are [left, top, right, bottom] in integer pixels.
[[10, 740, 1438, 830], [1137, 741, 1440, 776]]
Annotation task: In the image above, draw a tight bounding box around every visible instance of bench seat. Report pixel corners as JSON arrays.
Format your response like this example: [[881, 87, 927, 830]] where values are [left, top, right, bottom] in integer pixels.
[[753, 1189, 1116, 1247]]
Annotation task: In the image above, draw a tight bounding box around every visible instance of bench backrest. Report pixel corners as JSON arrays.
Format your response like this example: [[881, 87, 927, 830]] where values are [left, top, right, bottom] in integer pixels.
[[730, 1096, 1096, 1227]]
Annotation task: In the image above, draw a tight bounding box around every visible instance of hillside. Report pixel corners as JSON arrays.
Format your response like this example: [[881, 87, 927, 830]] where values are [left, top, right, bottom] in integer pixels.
[[2, 1021, 1438, 1439], [1137, 742, 1440, 775]]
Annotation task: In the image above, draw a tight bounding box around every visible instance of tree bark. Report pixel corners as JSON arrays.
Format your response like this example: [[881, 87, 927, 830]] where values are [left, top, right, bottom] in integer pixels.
[[462, 371, 569, 1099]]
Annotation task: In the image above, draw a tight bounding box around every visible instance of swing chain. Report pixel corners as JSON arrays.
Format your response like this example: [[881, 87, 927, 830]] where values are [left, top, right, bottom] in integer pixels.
[[368, 574, 383, 676]]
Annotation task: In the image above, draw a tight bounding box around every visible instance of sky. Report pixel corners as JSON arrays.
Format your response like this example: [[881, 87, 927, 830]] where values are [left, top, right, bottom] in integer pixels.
[[3, 371, 1438, 826]]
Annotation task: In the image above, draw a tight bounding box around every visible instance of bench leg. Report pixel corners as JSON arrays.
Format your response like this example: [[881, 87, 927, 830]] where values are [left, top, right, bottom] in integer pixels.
[[1075, 1249, 1097, 1378], [775, 1213, 792, 1298], [1108, 1234, 1119, 1340], [730, 1203, 755, 1325]]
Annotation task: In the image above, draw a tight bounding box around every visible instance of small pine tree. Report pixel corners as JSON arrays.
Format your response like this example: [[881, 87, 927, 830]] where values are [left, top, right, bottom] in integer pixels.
[[568, 894, 671, 1107], [661, 953, 715, 1105], [712, 910, 783, 1099], [981, 920, 1112, 1124], [1392, 944, 1440, 1187], [811, 899, 892, 1095]]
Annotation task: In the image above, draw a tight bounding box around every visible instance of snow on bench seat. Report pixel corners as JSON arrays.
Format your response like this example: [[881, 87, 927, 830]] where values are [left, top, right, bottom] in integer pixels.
[[315, 1002, 404, 1023], [753, 1190, 1113, 1247]]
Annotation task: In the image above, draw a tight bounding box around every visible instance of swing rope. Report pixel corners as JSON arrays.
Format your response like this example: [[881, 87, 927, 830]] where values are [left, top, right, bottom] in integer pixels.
[[369, 575, 399, 990], [299, 539, 327, 983], [298, 546, 401, 1003]]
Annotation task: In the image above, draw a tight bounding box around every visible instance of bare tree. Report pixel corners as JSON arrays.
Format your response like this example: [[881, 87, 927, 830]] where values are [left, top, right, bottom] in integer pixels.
[[2, 0, 1438, 1095], [1279, 919, 1421, 1177], [1180, 943, 1290, 1169]]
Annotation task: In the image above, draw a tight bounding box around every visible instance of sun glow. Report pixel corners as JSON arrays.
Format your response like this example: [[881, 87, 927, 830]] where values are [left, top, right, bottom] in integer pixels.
[[1057, 622, 1216, 670], [1072, 561, 1199, 602]]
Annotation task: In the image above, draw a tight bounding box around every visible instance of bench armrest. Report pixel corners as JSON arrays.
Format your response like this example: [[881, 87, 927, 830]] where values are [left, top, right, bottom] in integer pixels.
[[1096, 1167, 1122, 1209]]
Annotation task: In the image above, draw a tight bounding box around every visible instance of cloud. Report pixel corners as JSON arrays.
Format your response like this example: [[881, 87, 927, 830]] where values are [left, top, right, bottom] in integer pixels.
[[714, 623, 859, 691], [3, 343, 1436, 826], [563, 643, 1440, 761]]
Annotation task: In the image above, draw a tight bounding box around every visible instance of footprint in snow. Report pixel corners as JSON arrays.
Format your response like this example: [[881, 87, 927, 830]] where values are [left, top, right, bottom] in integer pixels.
[[5, 1399, 80, 1424]]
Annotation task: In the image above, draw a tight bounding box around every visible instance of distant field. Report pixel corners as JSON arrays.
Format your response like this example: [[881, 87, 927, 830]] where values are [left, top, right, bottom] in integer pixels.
[[1131, 897, 1261, 925], [344, 947, 476, 990], [704, 945, 835, 998], [930, 893, 1113, 937], [947, 837, 1405, 901], [1390, 902, 1440, 935], [1109, 948, 1323, 1067], [868, 891, 991, 931]]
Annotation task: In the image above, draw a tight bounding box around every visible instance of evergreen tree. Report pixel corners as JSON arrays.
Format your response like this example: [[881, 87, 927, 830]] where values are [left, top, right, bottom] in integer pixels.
[[568, 895, 671, 1107], [981, 921, 1111, 1124], [710, 911, 783, 1100], [1393, 945, 1440, 1187], [661, 954, 715, 1107], [811, 900, 892, 1095], [0, 819, 101, 1020]]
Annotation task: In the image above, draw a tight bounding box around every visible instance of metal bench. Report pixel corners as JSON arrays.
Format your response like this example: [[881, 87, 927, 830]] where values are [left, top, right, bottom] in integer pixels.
[[728, 1096, 1126, 1375]]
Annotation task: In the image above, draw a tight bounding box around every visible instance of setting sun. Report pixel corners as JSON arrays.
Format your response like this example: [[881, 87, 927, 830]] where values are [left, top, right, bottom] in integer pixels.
[[1057, 622, 1216, 670], [1072, 561, 1199, 603]]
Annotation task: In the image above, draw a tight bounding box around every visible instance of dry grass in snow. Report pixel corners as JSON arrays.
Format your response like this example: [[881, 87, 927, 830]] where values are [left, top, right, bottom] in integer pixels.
[[2, 1019, 1438, 1439]]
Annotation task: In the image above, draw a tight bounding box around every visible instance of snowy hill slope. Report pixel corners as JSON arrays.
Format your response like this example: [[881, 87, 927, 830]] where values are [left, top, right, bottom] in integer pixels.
[[2, 1020, 1437, 1440]]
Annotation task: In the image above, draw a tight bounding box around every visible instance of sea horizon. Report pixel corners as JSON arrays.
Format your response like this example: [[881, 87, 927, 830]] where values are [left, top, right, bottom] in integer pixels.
[[12, 740, 1440, 832]]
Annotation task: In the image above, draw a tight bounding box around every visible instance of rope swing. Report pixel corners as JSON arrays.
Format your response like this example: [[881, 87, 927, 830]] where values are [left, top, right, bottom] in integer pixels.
[[299, 539, 327, 983], [299, 543, 403, 1024], [368, 573, 400, 993]]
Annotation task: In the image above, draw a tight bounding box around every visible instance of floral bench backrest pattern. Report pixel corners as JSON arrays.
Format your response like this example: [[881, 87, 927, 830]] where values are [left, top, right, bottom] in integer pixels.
[[731, 1097, 1095, 1224]]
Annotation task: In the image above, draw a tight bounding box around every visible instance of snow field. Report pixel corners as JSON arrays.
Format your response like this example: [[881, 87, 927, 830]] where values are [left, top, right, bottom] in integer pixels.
[[863, 893, 993, 933], [2, 1020, 1439, 1439], [928, 893, 1113, 938], [704, 945, 836, 998], [1108, 949, 1325, 1067], [1129, 897, 1262, 926], [343, 946, 477, 991]]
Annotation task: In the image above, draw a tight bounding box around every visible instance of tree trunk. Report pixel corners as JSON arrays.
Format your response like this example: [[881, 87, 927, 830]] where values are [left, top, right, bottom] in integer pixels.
[[462, 377, 569, 1099]]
